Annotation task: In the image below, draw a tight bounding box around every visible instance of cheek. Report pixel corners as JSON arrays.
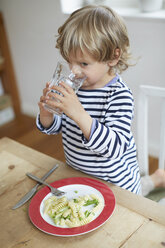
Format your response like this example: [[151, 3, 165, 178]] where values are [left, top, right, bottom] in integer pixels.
[[86, 73, 100, 83]]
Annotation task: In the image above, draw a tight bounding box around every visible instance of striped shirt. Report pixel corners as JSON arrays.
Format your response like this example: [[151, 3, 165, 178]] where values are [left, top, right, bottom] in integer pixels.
[[37, 75, 141, 194]]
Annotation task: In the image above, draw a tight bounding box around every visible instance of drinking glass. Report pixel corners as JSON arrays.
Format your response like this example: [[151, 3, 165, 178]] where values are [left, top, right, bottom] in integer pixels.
[[44, 61, 86, 115]]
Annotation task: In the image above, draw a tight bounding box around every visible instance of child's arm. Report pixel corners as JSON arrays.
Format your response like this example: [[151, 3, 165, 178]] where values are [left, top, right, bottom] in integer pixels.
[[37, 82, 62, 134], [81, 88, 134, 160]]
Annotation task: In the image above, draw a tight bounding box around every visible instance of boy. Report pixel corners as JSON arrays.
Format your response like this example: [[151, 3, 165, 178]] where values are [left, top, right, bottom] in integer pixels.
[[37, 5, 141, 194]]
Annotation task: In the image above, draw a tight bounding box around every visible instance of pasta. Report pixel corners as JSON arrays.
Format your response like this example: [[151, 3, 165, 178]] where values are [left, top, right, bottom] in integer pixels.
[[44, 193, 104, 228]]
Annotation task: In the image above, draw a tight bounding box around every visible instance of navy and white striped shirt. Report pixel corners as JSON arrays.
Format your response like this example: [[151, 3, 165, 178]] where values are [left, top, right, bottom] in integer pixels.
[[37, 75, 141, 194]]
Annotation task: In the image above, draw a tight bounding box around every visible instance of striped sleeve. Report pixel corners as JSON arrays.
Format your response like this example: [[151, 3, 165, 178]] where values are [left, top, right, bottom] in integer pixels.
[[36, 113, 62, 134], [82, 88, 134, 159]]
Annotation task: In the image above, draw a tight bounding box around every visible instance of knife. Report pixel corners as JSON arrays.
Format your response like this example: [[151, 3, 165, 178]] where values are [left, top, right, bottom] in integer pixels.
[[12, 164, 59, 210]]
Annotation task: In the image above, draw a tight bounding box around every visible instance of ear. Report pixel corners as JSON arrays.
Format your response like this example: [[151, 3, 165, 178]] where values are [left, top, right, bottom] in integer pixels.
[[108, 48, 120, 66]]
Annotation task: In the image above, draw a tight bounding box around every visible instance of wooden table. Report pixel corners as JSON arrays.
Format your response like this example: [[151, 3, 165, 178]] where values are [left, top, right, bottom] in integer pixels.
[[0, 137, 165, 248]]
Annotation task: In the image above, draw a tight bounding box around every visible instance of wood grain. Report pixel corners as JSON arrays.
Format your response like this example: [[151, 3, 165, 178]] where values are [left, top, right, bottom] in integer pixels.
[[0, 137, 164, 248]]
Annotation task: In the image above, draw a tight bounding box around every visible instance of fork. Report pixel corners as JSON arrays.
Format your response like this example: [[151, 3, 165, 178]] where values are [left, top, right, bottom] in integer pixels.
[[26, 173, 65, 197]]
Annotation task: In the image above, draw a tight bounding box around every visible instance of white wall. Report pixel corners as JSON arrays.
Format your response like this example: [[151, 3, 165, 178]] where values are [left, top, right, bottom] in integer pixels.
[[0, 0, 165, 157], [0, 0, 67, 115], [123, 17, 165, 157]]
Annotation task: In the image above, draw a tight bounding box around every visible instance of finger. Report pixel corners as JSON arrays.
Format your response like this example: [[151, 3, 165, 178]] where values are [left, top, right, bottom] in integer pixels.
[[47, 91, 64, 104], [51, 84, 73, 96], [43, 87, 52, 96], [43, 88, 47, 96], [59, 81, 74, 93], [46, 81, 51, 87], [40, 96, 44, 102], [42, 82, 52, 95], [40, 95, 49, 103], [45, 98, 61, 111], [38, 101, 45, 110]]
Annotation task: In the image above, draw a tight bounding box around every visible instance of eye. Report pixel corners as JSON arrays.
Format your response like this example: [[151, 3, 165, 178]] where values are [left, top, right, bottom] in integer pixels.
[[81, 62, 88, 67]]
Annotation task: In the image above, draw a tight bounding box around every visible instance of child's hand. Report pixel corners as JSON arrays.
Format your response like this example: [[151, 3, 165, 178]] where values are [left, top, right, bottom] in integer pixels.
[[38, 82, 52, 115], [46, 81, 93, 140], [46, 81, 84, 120], [38, 82, 54, 128]]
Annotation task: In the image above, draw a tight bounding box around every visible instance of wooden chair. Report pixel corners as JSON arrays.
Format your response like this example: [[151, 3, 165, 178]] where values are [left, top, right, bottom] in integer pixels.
[[137, 85, 165, 176], [0, 12, 21, 118]]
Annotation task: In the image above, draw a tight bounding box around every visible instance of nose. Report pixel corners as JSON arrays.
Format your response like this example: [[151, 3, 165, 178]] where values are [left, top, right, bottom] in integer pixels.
[[70, 64, 82, 78]]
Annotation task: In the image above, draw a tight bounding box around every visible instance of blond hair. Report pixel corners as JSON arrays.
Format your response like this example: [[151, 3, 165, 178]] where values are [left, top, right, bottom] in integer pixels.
[[56, 5, 131, 73]]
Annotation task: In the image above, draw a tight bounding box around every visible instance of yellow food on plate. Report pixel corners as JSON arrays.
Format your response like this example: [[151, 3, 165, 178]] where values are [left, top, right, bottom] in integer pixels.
[[44, 194, 104, 228]]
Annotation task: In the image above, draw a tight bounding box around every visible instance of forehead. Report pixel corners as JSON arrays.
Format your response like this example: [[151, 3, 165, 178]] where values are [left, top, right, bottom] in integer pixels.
[[69, 49, 95, 63]]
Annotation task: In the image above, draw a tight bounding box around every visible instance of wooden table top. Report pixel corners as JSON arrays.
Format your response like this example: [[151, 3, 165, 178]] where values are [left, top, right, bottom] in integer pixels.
[[0, 137, 165, 248]]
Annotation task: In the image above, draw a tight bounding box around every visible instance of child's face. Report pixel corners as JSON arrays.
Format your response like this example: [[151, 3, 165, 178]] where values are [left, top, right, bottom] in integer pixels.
[[68, 50, 114, 90]]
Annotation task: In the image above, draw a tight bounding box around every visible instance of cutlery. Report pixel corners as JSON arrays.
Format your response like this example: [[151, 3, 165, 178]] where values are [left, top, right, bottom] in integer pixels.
[[26, 173, 65, 196], [12, 164, 59, 209]]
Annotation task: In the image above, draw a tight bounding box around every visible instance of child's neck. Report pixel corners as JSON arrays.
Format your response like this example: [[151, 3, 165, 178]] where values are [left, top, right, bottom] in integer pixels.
[[82, 73, 116, 90]]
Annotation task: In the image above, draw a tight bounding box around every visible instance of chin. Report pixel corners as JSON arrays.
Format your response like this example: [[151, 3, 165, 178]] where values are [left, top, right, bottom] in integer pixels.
[[82, 80, 89, 87]]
